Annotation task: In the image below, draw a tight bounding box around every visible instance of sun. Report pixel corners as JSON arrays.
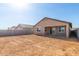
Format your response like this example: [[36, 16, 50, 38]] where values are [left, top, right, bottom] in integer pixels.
[[9, 0, 30, 10]]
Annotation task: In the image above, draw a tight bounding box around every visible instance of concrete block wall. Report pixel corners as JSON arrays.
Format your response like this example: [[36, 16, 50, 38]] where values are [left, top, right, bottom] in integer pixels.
[[0, 29, 33, 36]]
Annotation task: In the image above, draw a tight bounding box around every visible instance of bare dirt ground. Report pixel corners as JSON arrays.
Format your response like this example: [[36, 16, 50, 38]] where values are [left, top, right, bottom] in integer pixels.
[[0, 34, 79, 56]]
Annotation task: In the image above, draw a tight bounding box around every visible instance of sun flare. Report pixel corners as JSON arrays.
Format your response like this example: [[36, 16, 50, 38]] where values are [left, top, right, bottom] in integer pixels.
[[9, 0, 30, 9]]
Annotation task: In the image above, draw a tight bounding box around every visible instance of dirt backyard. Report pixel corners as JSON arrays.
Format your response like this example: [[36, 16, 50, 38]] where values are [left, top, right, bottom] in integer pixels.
[[0, 34, 79, 56]]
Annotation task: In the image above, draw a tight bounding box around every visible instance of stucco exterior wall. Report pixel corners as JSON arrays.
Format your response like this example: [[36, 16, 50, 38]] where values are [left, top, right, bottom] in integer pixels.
[[77, 29, 79, 38], [33, 18, 70, 38]]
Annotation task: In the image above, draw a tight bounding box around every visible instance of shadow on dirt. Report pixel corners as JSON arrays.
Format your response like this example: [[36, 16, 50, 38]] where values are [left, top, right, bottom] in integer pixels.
[[37, 35, 79, 43]]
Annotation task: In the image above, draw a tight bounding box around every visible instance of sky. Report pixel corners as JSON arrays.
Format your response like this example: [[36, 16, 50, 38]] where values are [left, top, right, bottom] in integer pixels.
[[0, 2, 79, 29]]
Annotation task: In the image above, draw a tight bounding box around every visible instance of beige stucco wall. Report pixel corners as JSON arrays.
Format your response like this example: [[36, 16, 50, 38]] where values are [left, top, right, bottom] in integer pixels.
[[33, 18, 70, 38], [77, 29, 79, 38]]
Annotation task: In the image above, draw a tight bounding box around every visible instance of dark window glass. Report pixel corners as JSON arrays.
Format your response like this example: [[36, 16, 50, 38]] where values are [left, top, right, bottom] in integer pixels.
[[37, 28, 40, 32]]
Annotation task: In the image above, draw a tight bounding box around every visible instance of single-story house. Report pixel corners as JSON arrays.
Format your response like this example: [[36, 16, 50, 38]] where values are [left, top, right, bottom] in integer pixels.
[[8, 26, 16, 30], [7, 24, 33, 35], [8, 24, 33, 30], [14, 24, 33, 30], [33, 17, 72, 38]]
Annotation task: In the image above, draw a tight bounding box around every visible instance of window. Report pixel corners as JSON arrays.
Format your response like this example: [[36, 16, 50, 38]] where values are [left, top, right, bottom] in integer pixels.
[[37, 28, 41, 32], [52, 28, 56, 33], [58, 26, 65, 32]]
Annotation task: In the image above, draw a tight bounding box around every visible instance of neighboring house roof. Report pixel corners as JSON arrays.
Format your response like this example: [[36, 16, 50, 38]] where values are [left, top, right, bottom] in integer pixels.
[[71, 28, 79, 31], [11, 26, 16, 28], [16, 24, 33, 29], [34, 17, 72, 28], [8, 26, 16, 30], [8, 24, 33, 30]]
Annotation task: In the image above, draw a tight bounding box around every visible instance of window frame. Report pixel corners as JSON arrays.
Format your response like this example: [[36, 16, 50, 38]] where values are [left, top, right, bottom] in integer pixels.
[[36, 28, 41, 32], [58, 26, 65, 33], [52, 27, 56, 33]]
